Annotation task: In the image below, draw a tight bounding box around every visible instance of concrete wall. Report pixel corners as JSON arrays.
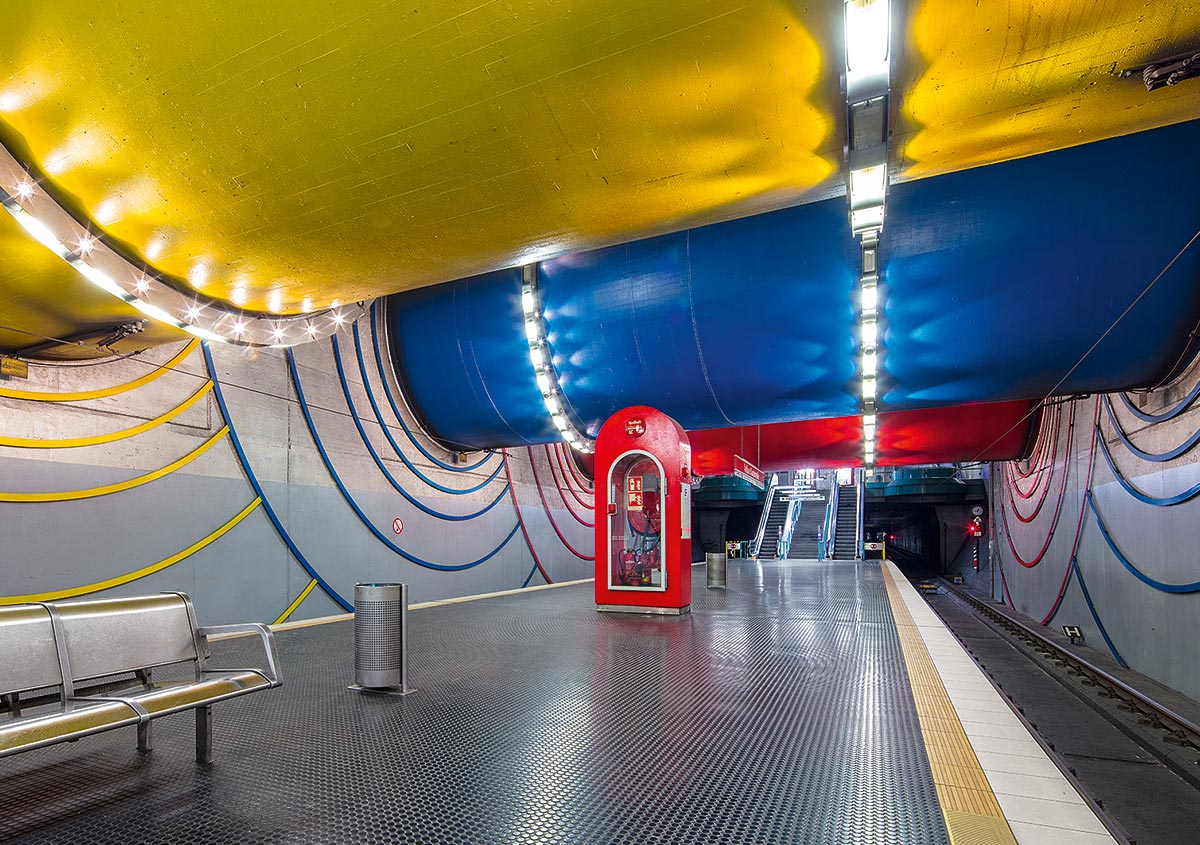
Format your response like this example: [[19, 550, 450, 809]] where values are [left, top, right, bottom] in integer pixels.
[[0, 314, 595, 625], [938, 499, 992, 595], [965, 352, 1200, 702]]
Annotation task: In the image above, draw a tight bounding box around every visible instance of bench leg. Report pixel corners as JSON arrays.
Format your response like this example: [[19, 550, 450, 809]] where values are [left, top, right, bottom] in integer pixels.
[[196, 705, 212, 764], [137, 720, 154, 752]]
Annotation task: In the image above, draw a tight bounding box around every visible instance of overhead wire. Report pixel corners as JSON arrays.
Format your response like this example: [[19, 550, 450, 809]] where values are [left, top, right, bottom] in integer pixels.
[[203, 342, 353, 611], [919, 224, 1200, 495], [287, 348, 521, 571], [330, 337, 510, 521]]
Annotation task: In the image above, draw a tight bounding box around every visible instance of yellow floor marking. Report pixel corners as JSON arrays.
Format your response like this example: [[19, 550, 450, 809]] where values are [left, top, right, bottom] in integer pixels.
[[881, 563, 1019, 845]]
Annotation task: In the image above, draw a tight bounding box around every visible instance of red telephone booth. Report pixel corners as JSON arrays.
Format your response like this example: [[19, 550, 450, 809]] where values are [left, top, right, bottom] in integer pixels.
[[594, 406, 692, 615]]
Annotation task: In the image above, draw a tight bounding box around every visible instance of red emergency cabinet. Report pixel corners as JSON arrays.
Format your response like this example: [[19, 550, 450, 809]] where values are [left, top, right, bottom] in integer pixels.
[[594, 406, 692, 615]]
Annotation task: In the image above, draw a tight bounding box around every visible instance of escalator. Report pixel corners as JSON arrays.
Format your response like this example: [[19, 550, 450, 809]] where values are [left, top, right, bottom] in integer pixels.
[[787, 495, 828, 559], [832, 483, 859, 560], [757, 494, 790, 559]]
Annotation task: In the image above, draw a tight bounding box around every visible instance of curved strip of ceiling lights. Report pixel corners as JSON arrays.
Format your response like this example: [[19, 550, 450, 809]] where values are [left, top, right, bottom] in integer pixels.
[[521, 264, 593, 453], [0, 143, 366, 348]]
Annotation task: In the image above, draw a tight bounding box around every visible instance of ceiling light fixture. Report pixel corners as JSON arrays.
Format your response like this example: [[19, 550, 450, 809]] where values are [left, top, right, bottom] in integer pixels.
[[1122, 50, 1200, 92], [0, 144, 366, 348], [845, 0, 890, 96], [844, 0, 893, 468], [521, 264, 593, 453]]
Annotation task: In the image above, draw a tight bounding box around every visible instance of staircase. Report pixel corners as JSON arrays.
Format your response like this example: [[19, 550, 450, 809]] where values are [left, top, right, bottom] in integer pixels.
[[757, 494, 790, 559], [833, 483, 859, 560], [787, 495, 828, 559]]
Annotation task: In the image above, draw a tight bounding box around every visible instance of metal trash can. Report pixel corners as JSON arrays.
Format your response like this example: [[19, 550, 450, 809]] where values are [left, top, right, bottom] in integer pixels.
[[351, 582, 415, 695], [706, 552, 727, 589]]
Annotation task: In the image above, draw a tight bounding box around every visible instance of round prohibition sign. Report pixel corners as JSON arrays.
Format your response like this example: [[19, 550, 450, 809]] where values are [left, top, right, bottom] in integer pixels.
[[391, 517, 405, 535]]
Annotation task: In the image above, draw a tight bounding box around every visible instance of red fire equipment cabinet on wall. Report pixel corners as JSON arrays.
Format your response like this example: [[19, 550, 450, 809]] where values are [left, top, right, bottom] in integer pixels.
[[594, 406, 692, 615]]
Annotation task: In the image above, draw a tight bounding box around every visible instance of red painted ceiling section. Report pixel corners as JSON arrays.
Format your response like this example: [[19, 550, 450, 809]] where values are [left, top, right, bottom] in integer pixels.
[[688, 400, 1036, 475]]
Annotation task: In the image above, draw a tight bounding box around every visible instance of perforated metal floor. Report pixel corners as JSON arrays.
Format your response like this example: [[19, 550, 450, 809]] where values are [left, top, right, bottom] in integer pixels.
[[0, 561, 949, 844]]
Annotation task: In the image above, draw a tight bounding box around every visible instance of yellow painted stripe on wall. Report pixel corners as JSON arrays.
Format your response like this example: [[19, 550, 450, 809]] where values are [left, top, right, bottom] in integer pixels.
[[273, 579, 319, 625], [0, 497, 262, 605], [880, 563, 1019, 845], [0, 339, 198, 402], [0, 425, 228, 502], [0, 380, 214, 448]]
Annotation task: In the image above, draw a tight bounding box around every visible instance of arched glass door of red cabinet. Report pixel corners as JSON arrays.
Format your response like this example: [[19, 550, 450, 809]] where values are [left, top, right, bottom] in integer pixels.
[[607, 450, 667, 592]]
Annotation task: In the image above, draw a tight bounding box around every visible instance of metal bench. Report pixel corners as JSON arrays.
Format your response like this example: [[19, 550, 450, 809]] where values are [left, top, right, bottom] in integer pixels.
[[0, 592, 281, 764]]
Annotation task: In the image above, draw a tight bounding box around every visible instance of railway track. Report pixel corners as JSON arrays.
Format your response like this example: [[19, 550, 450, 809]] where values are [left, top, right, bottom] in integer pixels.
[[934, 576, 1200, 763]]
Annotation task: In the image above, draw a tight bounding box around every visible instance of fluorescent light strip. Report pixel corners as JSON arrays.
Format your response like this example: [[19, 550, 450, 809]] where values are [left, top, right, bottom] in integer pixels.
[[845, 0, 890, 72], [521, 267, 594, 454], [844, 0, 892, 467], [845, 0, 891, 98], [851, 204, 885, 234], [849, 164, 887, 210], [0, 148, 365, 348], [861, 317, 878, 349]]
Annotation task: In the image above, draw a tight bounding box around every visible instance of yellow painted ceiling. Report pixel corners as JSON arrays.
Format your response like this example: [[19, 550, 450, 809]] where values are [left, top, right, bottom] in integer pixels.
[[1, 0, 1198, 357], [0, 211, 183, 360], [896, 0, 1200, 179], [0, 0, 840, 317]]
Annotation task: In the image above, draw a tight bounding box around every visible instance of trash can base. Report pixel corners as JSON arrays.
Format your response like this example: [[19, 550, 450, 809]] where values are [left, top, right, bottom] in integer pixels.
[[348, 684, 417, 697]]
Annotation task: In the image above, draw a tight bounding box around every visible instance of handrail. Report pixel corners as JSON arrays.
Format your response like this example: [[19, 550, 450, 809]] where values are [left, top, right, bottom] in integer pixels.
[[856, 468, 865, 560], [780, 495, 801, 560], [751, 474, 779, 557], [824, 483, 840, 560]]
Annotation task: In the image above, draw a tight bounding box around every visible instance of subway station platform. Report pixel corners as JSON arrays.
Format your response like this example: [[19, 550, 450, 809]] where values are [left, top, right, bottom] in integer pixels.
[[0, 561, 1117, 844]]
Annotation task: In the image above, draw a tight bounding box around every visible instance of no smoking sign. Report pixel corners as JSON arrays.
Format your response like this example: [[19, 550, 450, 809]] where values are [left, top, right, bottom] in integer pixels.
[[392, 517, 405, 535]]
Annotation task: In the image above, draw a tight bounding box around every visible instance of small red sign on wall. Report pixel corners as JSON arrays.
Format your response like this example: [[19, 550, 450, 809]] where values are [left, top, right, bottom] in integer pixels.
[[392, 517, 405, 535], [624, 417, 646, 437], [733, 455, 765, 490]]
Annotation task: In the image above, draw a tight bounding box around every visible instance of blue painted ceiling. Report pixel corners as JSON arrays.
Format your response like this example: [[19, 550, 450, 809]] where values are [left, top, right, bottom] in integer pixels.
[[389, 119, 1200, 450]]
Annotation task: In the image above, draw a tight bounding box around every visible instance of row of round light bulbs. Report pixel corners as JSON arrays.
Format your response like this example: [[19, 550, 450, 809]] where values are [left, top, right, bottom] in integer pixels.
[[0, 146, 365, 348], [860, 235, 880, 467], [521, 265, 594, 453]]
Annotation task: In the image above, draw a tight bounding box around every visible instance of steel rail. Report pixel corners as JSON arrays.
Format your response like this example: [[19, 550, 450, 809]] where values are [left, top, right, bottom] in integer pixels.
[[936, 577, 1200, 743]]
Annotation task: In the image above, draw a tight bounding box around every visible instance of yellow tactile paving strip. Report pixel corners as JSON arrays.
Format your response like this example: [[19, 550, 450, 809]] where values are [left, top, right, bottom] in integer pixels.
[[881, 564, 1019, 845]]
